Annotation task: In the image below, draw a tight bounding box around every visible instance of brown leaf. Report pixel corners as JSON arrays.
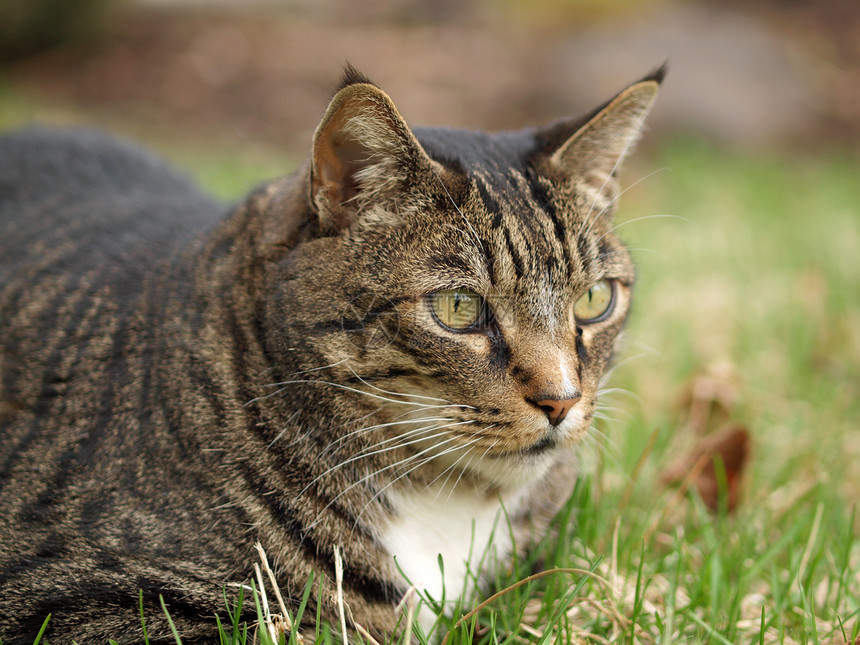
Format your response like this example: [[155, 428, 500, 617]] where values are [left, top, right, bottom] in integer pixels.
[[661, 424, 750, 512]]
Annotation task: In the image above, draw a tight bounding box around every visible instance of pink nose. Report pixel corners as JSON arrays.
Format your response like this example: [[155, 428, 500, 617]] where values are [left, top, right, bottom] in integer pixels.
[[535, 396, 581, 426]]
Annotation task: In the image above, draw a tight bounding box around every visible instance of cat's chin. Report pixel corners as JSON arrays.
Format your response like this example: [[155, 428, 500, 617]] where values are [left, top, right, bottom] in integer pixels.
[[454, 414, 590, 489], [465, 444, 575, 489]]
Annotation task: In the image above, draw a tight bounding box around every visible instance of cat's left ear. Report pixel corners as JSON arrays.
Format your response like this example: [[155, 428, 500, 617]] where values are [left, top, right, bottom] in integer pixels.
[[540, 65, 665, 207], [309, 70, 435, 234]]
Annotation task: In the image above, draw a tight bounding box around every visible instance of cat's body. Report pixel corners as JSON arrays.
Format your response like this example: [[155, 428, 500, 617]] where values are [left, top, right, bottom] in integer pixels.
[[0, 68, 662, 643]]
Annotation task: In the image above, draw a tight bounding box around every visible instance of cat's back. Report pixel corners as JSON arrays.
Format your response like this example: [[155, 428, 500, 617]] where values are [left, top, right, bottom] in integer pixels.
[[0, 124, 227, 425], [0, 126, 221, 456], [0, 126, 222, 272], [0, 124, 223, 472], [0, 127, 248, 642], [0, 126, 224, 425]]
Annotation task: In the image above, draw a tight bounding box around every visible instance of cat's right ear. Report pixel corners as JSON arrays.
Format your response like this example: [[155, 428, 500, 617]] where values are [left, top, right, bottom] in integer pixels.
[[309, 74, 434, 234], [539, 65, 665, 211]]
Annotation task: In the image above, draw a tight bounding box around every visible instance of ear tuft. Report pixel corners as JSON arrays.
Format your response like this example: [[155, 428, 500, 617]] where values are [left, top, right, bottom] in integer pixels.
[[335, 63, 378, 94], [642, 61, 668, 86]]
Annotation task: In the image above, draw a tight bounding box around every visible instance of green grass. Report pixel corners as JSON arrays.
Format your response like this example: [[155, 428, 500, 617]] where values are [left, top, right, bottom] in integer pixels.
[[4, 91, 859, 643]]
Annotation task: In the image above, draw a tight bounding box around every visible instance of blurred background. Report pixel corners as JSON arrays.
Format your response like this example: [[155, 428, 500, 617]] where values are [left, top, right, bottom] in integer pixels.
[[1, 0, 858, 161], [2, 0, 860, 562]]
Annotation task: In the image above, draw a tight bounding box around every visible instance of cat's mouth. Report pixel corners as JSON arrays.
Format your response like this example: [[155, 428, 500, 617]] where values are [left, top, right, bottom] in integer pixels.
[[523, 433, 558, 455]]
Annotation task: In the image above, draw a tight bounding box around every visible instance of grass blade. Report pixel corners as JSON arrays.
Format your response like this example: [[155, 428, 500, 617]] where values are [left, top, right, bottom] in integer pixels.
[[159, 595, 183, 645], [31, 615, 51, 645]]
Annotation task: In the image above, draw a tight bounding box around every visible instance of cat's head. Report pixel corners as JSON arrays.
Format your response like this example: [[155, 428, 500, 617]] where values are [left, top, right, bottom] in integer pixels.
[[275, 66, 663, 488]]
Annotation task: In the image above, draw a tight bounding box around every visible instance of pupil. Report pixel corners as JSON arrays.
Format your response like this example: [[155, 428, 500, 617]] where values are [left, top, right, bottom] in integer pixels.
[[453, 293, 461, 313], [588, 289, 594, 303]]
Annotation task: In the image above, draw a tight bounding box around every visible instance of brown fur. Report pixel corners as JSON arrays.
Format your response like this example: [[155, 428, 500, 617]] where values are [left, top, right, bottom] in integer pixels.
[[0, 66, 663, 643]]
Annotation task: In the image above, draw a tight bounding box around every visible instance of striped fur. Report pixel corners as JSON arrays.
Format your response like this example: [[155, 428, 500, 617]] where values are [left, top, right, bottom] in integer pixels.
[[0, 67, 662, 643]]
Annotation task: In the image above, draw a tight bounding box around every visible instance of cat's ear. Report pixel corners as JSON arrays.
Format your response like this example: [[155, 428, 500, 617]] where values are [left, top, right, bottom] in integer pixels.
[[309, 69, 433, 234], [541, 65, 665, 207]]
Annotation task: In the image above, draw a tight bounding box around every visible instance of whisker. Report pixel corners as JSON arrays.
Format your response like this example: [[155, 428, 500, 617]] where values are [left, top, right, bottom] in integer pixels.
[[321, 420, 469, 466], [598, 246, 668, 261], [267, 410, 300, 449], [584, 423, 625, 476], [353, 436, 483, 527], [302, 419, 476, 502], [353, 405, 383, 427], [427, 425, 498, 498], [443, 441, 497, 504], [346, 366, 461, 404], [594, 402, 631, 418], [597, 387, 641, 401], [625, 247, 671, 260], [289, 358, 350, 377], [436, 174, 484, 255], [581, 166, 671, 238], [431, 445, 479, 500], [245, 379, 470, 411], [319, 416, 456, 456], [599, 351, 649, 386], [311, 437, 464, 521], [595, 213, 689, 245], [305, 424, 469, 497], [309, 435, 473, 530]]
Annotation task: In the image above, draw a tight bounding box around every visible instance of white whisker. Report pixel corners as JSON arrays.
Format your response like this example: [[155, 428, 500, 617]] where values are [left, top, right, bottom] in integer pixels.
[[267, 410, 300, 449], [319, 415, 456, 456], [436, 174, 484, 255], [595, 213, 689, 245], [303, 421, 475, 499], [329, 420, 469, 465], [302, 415, 478, 513], [599, 351, 649, 386], [597, 387, 641, 401], [353, 436, 483, 527], [594, 402, 631, 417], [585, 423, 625, 475], [444, 441, 497, 505], [345, 367, 461, 404], [309, 434, 472, 531], [245, 379, 471, 411], [581, 166, 671, 238], [289, 359, 350, 377], [427, 425, 498, 498]]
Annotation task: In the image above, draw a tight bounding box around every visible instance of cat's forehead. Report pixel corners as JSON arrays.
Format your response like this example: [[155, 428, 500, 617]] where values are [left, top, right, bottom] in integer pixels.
[[413, 126, 538, 174], [414, 126, 591, 233], [408, 125, 628, 310]]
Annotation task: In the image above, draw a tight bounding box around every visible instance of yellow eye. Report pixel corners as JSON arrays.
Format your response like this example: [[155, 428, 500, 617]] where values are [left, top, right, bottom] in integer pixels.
[[429, 289, 487, 331], [573, 280, 615, 323]]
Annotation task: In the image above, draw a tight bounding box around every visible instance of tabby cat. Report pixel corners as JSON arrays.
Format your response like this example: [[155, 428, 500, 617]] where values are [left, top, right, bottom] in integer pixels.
[[0, 66, 663, 643]]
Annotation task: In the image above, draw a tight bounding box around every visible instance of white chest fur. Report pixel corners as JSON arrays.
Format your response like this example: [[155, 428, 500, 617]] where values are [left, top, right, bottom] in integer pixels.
[[379, 483, 528, 633]]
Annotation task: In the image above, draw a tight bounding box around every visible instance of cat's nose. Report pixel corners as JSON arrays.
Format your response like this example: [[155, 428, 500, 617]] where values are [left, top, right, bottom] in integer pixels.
[[533, 395, 581, 426]]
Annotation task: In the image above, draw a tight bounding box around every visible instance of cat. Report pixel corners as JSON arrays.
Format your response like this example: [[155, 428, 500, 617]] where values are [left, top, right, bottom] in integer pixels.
[[0, 65, 663, 643]]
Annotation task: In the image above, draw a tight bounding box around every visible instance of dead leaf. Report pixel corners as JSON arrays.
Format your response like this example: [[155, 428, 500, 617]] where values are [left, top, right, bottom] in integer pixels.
[[661, 424, 750, 512]]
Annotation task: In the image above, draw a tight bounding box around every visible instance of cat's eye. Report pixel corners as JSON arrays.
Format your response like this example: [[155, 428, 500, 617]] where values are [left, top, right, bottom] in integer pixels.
[[429, 289, 489, 332], [573, 280, 615, 323]]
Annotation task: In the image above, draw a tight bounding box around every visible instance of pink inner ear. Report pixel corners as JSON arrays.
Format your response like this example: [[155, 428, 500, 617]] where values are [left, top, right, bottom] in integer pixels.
[[331, 135, 374, 204], [315, 120, 376, 208], [311, 122, 379, 232], [310, 82, 432, 233]]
